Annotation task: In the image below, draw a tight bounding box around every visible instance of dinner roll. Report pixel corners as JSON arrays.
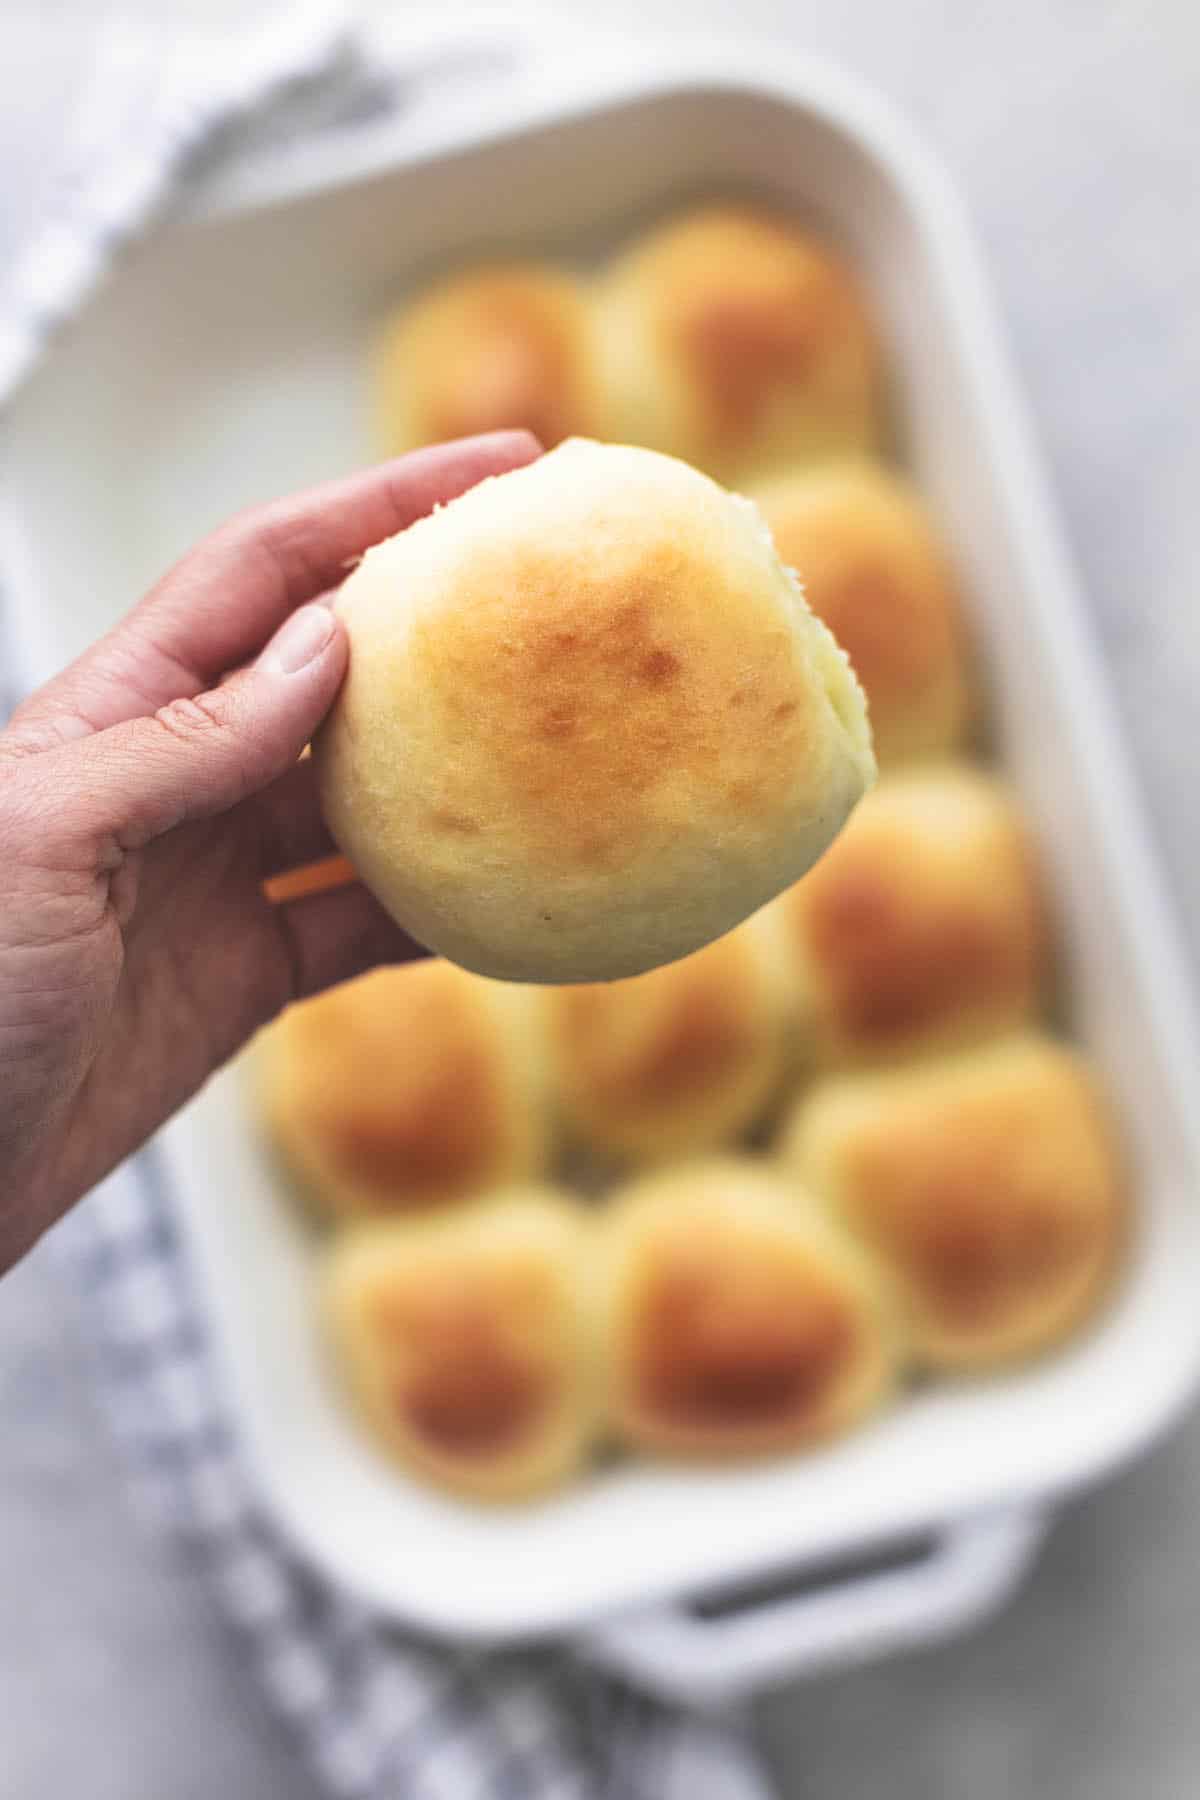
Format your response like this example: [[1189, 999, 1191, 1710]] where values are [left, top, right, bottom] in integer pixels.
[[598, 203, 883, 485], [781, 1035, 1126, 1368], [316, 438, 875, 984], [324, 1190, 597, 1499], [600, 1159, 896, 1458], [544, 914, 793, 1163], [256, 960, 548, 1217], [373, 264, 606, 455], [752, 463, 972, 765], [769, 764, 1045, 1064]]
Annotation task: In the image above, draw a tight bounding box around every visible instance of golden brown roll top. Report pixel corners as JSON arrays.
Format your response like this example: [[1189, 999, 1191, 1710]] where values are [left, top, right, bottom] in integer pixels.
[[599, 1159, 897, 1458], [324, 1190, 598, 1500], [373, 263, 607, 455], [255, 959, 548, 1217], [544, 914, 793, 1163], [769, 764, 1045, 1065], [598, 203, 883, 485], [781, 1034, 1127, 1369], [753, 462, 972, 766], [316, 439, 875, 984]]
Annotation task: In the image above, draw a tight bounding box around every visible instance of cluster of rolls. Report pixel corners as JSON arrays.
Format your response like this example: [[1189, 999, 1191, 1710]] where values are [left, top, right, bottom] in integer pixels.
[[253, 200, 1127, 1503], [371, 201, 883, 487]]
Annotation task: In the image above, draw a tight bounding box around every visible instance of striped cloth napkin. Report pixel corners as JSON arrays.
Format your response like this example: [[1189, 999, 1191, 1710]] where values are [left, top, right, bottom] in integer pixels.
[[0, 6, 775, 1796]]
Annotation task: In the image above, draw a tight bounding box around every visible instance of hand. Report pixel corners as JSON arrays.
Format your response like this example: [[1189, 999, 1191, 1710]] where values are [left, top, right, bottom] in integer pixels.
[[0, 430, 539, 1271]]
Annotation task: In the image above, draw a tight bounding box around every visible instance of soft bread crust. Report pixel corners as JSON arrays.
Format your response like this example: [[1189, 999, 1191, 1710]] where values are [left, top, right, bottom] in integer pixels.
[[544, 913, 794, 1163], [769, 764, 1045, 1064], [255, 960, 548, 1217], [752, 462, 972, 766], [317, 439, 876, 983], [599, 1158, 897, 1458], [781, 1034, 1127, 1369], [598, 203, 883, 485], [324, 1190, 598, 1500], [373, 264, 607, 455]]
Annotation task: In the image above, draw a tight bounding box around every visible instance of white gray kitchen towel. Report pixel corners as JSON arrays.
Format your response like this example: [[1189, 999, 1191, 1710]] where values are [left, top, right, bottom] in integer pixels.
[[0, 6, 774, 1796]]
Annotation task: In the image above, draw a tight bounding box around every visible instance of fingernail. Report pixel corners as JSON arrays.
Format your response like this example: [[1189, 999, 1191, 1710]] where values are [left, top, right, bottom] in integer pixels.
[[259, 604, 336, 675]]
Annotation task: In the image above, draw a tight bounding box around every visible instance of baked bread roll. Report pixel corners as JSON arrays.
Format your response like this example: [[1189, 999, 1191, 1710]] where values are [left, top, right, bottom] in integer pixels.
[[600, 1159, 896, 1458], [544, 915, 792, 1163], [752, 462, 972, 765], [324, 1190, 597, 1500], [373, 264, 606, 454], [769, 764, 1045, 1064], [256, 959, 548, 1217], [781, 1034, 1126, 1368], [598, 203, 883, 485], [316, 438, 875, 983]]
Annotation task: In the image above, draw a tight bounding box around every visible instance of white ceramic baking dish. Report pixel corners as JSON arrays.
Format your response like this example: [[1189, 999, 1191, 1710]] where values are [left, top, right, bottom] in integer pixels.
[[6, 28, 1200, 1705]]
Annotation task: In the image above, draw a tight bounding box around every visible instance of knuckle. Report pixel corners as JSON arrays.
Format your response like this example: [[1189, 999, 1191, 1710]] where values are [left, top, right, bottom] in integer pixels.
[[0, 712, 95, 759], [251, 513, 324, 602], [0, 718, 58, 761], [152, 691, 227, 744]]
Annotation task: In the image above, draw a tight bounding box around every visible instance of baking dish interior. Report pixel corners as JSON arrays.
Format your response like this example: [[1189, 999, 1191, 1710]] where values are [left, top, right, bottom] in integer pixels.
[[8, 76, 1200, 1639]]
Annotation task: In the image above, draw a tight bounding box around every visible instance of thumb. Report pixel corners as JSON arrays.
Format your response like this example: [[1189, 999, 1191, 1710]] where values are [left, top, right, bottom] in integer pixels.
[[61, 604, 347, 851]]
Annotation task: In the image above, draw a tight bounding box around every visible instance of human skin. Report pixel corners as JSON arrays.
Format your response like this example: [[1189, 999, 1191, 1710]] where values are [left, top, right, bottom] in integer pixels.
[[0, 429, 540, 1273]]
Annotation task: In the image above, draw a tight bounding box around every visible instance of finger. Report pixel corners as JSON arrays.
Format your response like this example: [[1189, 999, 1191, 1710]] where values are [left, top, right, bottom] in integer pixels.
[[273, 880, 427, 1002], [8, 430, 540, 750], [58, 603, 348, 854], [255, 756, 340, 876]]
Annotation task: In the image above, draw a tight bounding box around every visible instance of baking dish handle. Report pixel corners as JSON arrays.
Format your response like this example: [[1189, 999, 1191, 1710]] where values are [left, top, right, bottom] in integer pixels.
[[579, 1508, 1047, 1707]]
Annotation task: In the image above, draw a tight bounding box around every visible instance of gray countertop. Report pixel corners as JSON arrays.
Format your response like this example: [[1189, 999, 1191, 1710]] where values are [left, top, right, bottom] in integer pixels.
[[2, 2, 1199, 1796]]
